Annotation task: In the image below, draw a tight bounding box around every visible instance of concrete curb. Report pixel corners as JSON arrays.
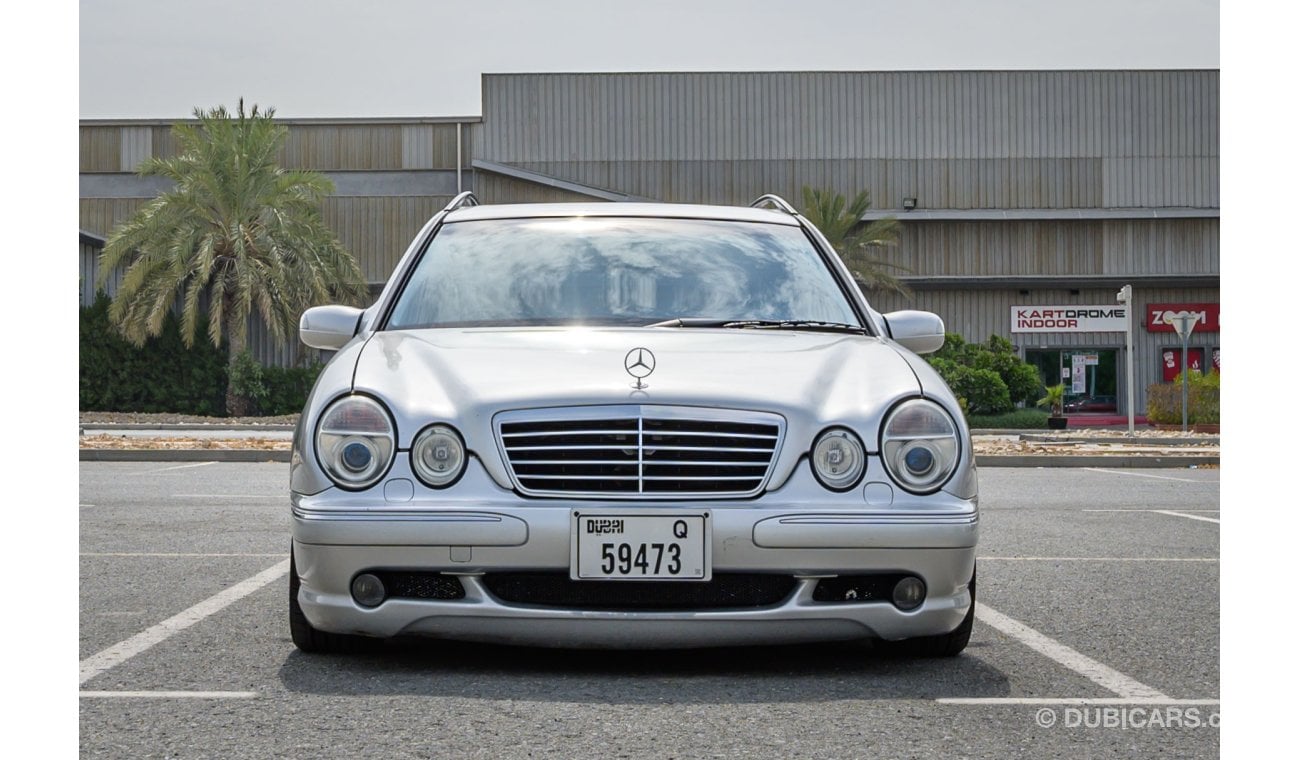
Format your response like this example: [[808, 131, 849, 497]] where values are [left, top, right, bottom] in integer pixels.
[[1018, 434, 1219, 445], [81, 423, 296, 432], [77, 448, 1218, 469], [976, 455, 1218, 468]]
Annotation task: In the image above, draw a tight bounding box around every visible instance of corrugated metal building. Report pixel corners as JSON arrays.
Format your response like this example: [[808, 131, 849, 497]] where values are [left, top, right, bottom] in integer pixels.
[[80, 70, 1218, 414]]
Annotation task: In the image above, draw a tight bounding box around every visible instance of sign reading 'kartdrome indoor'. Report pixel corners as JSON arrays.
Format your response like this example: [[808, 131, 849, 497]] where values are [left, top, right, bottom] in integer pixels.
[[1011, 305, 1128, 333]]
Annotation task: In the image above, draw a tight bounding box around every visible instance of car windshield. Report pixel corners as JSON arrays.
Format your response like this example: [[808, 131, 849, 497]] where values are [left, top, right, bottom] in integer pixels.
[[384, 216, 863, 330]]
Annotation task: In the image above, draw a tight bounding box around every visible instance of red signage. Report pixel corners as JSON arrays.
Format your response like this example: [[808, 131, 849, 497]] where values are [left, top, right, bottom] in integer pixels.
[[1146, 303, 1219, 333], [1160, 348, 1205, 382]]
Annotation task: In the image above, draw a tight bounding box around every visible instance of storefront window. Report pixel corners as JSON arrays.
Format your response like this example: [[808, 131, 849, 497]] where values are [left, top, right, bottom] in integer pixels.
[[1025, 349, 1118, 413]]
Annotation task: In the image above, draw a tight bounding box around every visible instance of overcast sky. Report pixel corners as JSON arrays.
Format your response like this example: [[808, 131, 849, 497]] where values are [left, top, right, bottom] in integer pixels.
[[79, 0, 1220, 118]]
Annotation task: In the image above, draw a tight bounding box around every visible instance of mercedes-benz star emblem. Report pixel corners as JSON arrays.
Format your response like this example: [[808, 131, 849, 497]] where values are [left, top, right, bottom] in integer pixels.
[[624, 347, 656, 389]]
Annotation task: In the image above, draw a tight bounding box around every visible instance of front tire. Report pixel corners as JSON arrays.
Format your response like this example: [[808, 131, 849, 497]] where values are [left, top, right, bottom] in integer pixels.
[[289, 547, 372, 654]]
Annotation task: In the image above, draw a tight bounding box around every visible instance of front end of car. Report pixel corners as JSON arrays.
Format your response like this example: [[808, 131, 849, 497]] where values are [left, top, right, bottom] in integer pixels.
[[288, 195, 977, 654], [289, 330, 977, 652]]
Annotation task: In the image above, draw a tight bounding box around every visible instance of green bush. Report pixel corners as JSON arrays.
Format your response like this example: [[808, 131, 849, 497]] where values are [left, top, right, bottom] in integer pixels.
[[929, 332, 1040, 412], [1146, 370, 1220, 425], [80, 292, 320, 416], [929, 358, 1013, 415], [260, 363, 323, 416], [968, 409, 1051, 429], [80, 292, 227, 415]]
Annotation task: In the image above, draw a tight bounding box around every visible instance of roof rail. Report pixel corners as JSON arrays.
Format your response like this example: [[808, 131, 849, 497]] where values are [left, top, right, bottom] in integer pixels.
[[443, 190, 480, 212], [749, 194, 799, 216]]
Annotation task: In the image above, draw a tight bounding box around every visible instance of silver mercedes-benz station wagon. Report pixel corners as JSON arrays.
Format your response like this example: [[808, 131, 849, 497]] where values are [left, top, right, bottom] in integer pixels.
[[289, 193, 978, 655]]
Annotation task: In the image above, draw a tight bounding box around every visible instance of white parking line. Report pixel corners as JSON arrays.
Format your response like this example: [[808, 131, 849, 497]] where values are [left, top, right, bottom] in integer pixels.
[[80, 691, 259, 699], [174, 494, 281, 500], [978, 556, 1217, 562], [938, 697, 1219, 705], [1085, 509, 1219, 512], [976, 603, 1170, 700], [1083, 468, 1214, 483], [148, 462, 218, 474], [79, 559, 289, 685], [1152, 510, 1221, 524]]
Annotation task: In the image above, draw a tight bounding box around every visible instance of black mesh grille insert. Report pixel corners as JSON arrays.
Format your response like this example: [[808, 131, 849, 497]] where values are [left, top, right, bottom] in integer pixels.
[[482, 572, 797, 610], [375, 572, 466, 601]]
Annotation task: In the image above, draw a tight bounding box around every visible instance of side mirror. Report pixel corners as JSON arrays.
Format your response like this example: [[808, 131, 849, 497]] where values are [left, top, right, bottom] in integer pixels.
[[882, 310, 945, 355], [300, 305, 364, 350]]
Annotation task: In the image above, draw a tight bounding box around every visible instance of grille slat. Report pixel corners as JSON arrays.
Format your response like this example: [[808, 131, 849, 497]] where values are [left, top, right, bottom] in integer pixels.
[[497, 406, 783, 499]]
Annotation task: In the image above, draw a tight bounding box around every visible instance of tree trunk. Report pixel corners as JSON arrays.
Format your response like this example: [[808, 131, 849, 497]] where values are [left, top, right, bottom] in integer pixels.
[[225, 318, 253, 418]]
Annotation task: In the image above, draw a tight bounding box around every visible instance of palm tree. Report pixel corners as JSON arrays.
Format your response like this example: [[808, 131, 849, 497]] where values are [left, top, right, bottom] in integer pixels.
[[800, 186, 911, 296], [98, 100, 368, 415]]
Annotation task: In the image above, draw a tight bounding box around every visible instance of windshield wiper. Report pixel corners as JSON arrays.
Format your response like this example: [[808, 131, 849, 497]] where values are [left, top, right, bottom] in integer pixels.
[[646, 318, 870, 335]]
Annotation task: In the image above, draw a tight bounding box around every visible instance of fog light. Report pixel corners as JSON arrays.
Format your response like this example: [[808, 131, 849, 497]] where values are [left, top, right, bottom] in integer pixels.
[[351, 573, 386, 608], [892, 576, 926, 611]]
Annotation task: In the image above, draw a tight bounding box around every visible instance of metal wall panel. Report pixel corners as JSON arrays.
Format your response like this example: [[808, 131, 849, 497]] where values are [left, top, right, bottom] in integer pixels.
[[280, 125, 404, 170], [479, 71, 1218, 163], [477, 71, 1217, 209], [79, 241, 118, 306], [80, 127, 120, 172], [79, 198, 149, 237], [119, 127, 153, 172], [884, 219, 1218, 278], [320, 196, 451, 282], [401, 125, 434, 169], [1102, 219, 1219, 275], [474, 173, 604, 204]]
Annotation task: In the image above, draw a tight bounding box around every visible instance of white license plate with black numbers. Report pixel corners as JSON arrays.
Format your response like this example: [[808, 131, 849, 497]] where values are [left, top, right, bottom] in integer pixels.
[[571, 512, 711, 581]]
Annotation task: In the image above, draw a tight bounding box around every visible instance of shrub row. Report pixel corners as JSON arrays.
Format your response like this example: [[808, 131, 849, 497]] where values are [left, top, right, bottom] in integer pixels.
[[80, 293, 319, 416], [1146, 371, 1220, 425], [927, 333, 1042, 415]]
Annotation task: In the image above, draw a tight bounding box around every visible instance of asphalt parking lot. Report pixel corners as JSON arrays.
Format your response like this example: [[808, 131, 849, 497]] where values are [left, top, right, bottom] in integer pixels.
[[79, 463, 1219, 758]]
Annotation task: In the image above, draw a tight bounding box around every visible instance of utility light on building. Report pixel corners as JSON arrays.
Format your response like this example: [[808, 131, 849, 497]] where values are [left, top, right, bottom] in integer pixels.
[[902, 197, 917, 211]]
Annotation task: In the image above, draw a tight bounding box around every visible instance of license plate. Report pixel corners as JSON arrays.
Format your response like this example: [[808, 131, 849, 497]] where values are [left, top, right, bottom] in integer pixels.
[[571, 512, 711, 581]]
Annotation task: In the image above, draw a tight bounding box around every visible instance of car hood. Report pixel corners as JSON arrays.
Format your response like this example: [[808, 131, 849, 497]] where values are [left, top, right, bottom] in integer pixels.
[[351, 327, 924, 475]]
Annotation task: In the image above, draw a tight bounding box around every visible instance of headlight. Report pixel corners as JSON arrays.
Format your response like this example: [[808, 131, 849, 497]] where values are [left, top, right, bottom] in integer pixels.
[[810, 427, 866, 491], [315, 395, 395, 490], [880, 398, 960, 493], [411, 424, 467, 488]]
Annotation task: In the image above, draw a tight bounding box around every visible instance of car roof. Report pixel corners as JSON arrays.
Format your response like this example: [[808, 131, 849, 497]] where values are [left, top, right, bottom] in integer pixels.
[[444, 202, 802, 226]]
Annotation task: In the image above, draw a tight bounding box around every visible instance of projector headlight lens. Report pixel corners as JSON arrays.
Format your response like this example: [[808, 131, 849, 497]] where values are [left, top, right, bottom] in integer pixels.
[[881, 399, 960, 494], [315, 395, 395, 490]]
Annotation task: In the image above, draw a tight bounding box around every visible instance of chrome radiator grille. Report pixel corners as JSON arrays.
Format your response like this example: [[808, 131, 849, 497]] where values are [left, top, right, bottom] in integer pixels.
[[495, 406, 784, 499]]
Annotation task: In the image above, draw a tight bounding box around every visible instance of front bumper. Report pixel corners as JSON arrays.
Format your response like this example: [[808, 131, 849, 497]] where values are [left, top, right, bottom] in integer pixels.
[[292, 459, 978, 648]]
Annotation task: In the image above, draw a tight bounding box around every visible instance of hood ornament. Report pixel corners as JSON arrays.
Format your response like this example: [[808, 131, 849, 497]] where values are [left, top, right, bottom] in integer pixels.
[[624, 347, 655, 389]]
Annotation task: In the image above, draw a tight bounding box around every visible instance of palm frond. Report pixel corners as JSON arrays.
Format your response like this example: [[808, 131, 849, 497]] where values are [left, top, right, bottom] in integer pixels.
[[100, 100, 369, 363]]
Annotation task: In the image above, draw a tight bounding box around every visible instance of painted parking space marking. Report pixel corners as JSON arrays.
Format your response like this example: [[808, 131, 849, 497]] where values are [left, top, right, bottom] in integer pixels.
[[935, 701, 1216, 706], [1084, 509, 1219, 512], [979, 556, 1217, 562], [79, 559, 289, 686], [174, 494, 282, 500], [147, 462, 219, 474], [976, 603, 1170, 700], [1082, 509, 1221, 524], [80, 691, 259, 699], [1083, 468, 1215, 483], [1152, 510, 1221, 524]]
